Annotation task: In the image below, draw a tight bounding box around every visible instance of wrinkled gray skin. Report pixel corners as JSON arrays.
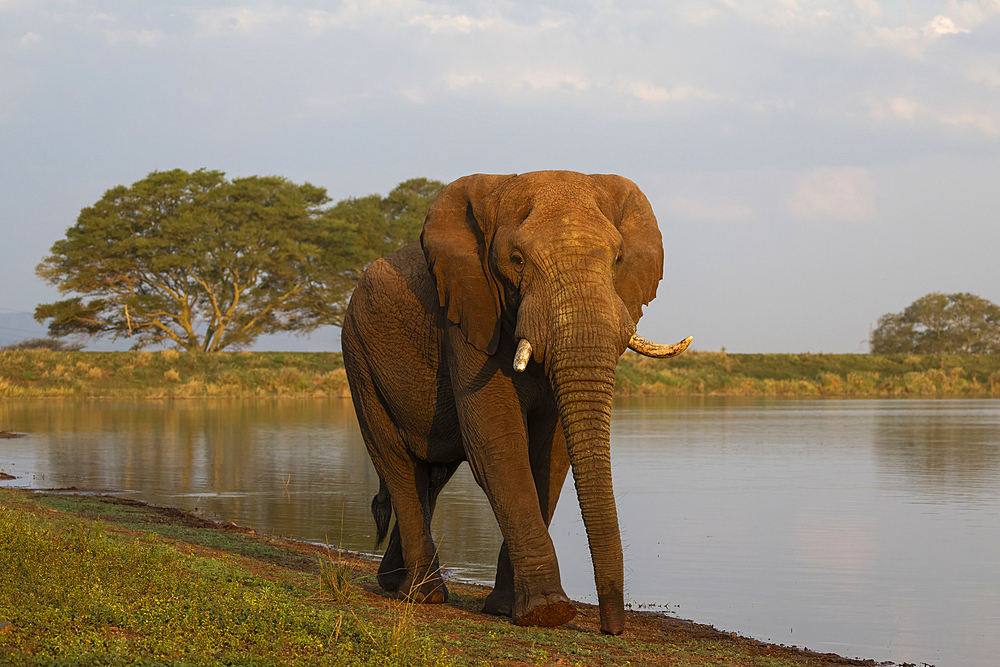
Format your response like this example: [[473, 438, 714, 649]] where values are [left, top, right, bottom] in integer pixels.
[[342, 171, 676, 635]]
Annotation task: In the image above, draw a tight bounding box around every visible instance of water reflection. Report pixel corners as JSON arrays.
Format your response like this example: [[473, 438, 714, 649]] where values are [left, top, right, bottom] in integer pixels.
[[2, 398, 999, 667], [0, 400, 502, 581], [872, 402, 1000, 500]]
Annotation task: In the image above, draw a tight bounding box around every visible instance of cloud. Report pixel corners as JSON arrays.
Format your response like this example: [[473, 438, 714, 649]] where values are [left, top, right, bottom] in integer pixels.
[[863, 8, 985, 57], [869, 96, 924, 121], [192, 7, 290, 38], [722, 0, 807, 28], [786, 167, 876, 222], [521, 70, 591, 92], [18, 31, 40, 47], [943, 0, 1000, 28], [83, 11, 162, 47], [923, 15, 968, 35], [853, 0, 883, 19], [410, 13, 494, 33], [869, 96, 999, 137], [626, 81, 715, 104], [938, 112, 999, 136], [446, 71, 484, 90]]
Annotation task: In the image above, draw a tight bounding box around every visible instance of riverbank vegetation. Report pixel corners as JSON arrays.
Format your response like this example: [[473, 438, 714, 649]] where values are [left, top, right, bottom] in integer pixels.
[[616, 349, 1000, 397], [1, 349, 999, 400], [0, 489, 871, 666]]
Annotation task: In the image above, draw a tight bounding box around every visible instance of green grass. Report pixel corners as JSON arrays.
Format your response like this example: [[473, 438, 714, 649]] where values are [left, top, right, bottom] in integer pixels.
[[0, 350, 349, 399], [0, 489, 864, 666], [5, 348, 997, 400], [0, 491, 451, 666], [615, 350, 1000, 397]]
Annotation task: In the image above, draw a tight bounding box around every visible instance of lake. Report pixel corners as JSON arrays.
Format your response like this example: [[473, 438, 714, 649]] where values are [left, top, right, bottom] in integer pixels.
[[2, 397, 998, 666]]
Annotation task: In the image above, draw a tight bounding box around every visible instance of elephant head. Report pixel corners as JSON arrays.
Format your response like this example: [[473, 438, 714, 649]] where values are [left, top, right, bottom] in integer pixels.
[[421, 171, 690, 635]]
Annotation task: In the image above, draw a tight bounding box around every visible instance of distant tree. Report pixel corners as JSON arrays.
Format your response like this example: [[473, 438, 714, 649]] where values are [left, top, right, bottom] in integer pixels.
[[1, 337, 84, 351], [870, 292, 1000, 354], [35, 170, 444, 351], [290, 178, 445, 328]]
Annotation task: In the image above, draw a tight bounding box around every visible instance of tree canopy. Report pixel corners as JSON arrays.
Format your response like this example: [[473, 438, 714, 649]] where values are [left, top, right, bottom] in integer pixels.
[[870, 292, 1000, 354], [35, 170, 444, 351]]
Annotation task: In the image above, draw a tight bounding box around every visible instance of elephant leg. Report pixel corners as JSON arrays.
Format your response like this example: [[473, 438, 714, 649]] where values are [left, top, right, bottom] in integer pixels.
[[377, 461, 462, 593], [483, 409, 570, 619], [377, 523, 406, 591], [451, 386, 573, 624], [351, 385, 448, 603], [380, 459, 450, 603]]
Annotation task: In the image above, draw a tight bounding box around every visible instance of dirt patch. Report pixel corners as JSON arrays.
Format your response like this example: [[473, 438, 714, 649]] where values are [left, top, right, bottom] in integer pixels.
[[0, 431, 26, 439]]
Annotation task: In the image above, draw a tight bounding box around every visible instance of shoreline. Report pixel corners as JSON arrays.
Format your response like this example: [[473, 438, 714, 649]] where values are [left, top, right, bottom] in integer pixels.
[[0, 488, 885, 666]]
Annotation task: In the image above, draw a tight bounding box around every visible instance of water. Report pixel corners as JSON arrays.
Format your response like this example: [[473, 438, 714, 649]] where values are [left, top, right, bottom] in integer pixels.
[[2, 397, 998, 666]]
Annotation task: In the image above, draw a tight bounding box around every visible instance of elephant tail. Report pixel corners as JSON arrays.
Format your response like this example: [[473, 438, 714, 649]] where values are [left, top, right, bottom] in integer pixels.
[[371, 478, 392, 548]]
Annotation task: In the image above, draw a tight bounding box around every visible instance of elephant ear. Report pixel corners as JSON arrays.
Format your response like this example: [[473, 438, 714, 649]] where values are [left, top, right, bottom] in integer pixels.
[[421, 173, 515, 355], [589, 174, 664, 324]]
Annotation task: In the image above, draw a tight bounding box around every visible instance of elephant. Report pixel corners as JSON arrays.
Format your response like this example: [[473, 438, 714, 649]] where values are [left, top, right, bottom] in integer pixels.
[[341, 170, 690, 636]]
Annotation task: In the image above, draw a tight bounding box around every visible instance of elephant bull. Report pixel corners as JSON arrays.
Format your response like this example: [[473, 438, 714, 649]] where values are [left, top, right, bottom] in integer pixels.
[[341, 171, 690, 635]]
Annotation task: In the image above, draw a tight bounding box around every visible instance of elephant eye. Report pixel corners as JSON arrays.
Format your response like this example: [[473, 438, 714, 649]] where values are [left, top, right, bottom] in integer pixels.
[[510, 252, 524, 270]]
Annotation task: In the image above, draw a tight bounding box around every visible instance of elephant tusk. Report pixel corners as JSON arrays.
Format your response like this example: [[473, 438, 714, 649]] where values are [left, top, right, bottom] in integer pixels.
[[513, 339, 532, 372], [628, 334, 693, 358]]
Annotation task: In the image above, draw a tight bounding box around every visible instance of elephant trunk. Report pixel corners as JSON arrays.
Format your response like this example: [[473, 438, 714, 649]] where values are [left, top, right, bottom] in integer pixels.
[[548, 307, 628, 636]]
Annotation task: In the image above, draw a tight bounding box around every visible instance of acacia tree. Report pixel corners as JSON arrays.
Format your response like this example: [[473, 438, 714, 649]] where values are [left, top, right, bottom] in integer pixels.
[[36, 170, 443, 351], [870, 292, 1000, 354], [287, 177, 444, 328]]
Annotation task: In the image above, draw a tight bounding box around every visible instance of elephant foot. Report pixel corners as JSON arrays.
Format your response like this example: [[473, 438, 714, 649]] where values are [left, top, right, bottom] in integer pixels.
[[402, 572, 449, 604], [376, 566, 407, 592], [513, 594, 576, 628], [482, 587, 514, 617]]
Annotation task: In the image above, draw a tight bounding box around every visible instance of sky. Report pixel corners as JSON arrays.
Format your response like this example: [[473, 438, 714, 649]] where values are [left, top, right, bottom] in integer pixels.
[[1, 0, 998, 353]]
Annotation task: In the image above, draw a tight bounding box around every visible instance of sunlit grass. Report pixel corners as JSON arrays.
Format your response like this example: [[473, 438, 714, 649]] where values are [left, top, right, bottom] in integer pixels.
[[0, 350, 350, 399], [614, 350, 1000, 397], [3, 349, 998, 400], [0, 494, 451, 666], [0, 489, 856, 666]]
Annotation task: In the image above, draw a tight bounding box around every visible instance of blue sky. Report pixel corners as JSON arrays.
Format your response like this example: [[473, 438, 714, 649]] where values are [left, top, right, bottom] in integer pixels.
[[2, 1, 998, 352]]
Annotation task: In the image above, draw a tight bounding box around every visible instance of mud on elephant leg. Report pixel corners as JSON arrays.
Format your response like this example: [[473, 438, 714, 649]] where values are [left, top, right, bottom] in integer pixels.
[[484, 546, 574, 627]]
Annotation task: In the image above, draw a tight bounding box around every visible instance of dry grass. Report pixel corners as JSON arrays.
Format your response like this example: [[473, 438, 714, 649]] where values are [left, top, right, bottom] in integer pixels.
[[3, 349, 999, 399], [615, 350, 1000, 397], [0, 350, 349, 399]]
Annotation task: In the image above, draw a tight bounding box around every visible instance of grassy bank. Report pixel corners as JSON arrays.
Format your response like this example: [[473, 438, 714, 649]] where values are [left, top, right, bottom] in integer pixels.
[[0, 489, 872, 666], [616, 350, 1000, 397], [2, 349, 1000, 399], [0, 350, 350, 400]]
